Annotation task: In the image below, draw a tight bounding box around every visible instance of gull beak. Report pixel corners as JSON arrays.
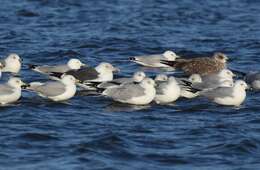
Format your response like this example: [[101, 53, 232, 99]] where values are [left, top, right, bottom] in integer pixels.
[[76, 79, 82, 83], [0, 64, 3, 69], [176, 55, 181, 59], [81, 63, 86, 66]]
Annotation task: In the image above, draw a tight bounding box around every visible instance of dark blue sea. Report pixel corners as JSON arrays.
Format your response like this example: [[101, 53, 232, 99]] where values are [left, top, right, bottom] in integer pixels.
[[0, 0, 260, 169]]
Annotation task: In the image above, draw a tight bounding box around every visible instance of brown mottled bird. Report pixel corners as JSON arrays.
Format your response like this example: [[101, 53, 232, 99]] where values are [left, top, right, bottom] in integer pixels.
[[160, 53, 228, 76]]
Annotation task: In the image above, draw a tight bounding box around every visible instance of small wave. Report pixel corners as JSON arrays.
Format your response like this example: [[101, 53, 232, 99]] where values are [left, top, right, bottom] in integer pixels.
[[19, 132, 59, 141]]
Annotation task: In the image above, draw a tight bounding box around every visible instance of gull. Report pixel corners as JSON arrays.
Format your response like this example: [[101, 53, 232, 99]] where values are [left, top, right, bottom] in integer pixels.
[[0, 77, 26, 105], [245, 71, 260, 90], [101, 78, 156, 105], [26, 75, 78, 101], [194, 80, 248, 106], [161, 52, 228, 76], [50, 62, 120, 83], [181, 69, 235, 90], [1, 53, 22, 74], [29, 58, 85, 74], [178, 74, 202, 99], [129, 50, 180, 68], [154, 76, 181, 104], [88, 71, 146, 89]]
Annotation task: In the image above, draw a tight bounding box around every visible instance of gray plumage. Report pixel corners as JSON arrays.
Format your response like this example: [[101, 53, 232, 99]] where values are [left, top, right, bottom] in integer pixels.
[[202, 86, 234, 99], [0, 85, 14, 95], [104, 83, 145, 101], [30, 82, 66, 97]]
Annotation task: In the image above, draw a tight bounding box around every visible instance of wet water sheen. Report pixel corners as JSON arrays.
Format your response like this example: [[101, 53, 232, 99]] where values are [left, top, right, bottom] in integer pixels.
[[0, 0, 260, 169]]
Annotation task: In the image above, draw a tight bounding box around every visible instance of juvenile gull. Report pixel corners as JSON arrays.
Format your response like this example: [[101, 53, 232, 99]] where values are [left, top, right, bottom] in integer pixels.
[[245, 71, 260, 90], [0, 77, 26, 105], [1, 53, 22, 74], [154, 76, 181, 104], [102, 78, 156, 105], [194, 80, 247, 106], [29, 58, 85, 74], [88, 71, 146, 89], [26, 75, 78, 101], [161, 52, 228, 76], [129, 50, 180, 68]]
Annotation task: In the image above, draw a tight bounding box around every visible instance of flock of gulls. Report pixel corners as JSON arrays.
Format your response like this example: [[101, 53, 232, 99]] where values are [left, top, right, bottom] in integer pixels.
[[0, 51, 259, 107]]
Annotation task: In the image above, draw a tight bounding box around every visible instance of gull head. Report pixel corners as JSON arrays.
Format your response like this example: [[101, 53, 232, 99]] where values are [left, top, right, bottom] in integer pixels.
[[155, 74, 168, 82], [218, 69, 235, 79], [96, 62, 120, 73], [6, 53, 22, 63], [141, 78, 156, 88], [188, 74, 202, 83], [214, 52, 228, 63], [163, 50, 179, 61], [61, 75, 78, 85], [133, 71, 146, 82], [8, 77, 25, 88], [234, 80, 248, 90], [4, 53, 22, 73], [67, 58, 85, 70]]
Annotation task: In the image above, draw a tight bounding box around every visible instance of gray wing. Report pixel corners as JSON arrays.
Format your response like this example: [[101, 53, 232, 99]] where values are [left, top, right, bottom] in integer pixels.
[[36, 65, 70, 73], [33, 82, 66, 97], [135, 54, 164, 65], [202, 86, 234, 99], [111, 77, 133, 84], [104, 83, 145, 101], [0, 84, 14, 95], [245, 72, 260, 84], [66, 67, 99, 82]]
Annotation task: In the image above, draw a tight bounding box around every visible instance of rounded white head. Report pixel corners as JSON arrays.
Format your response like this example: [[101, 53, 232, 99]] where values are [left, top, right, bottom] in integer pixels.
[[61, 75, 77, 85], [155, 74, 168, 81], [189, 74, 202, 83], [67, 58, 85, 70], [163, 51, 179, 61], [133, 71, 146, 82], [218, 69, 235, 79], [8, 77, 24, 88], [141, 78, 156, 87], [96, 62, 120, 73], [4, 53, 22, 73], [234, 80, 248, 90]]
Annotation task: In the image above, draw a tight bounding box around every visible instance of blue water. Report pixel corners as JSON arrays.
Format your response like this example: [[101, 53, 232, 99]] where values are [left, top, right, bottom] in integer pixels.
[[0, 0, 260, 169]]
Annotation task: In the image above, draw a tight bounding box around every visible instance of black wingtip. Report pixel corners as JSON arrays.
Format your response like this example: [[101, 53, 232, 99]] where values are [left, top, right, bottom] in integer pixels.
[[96, 87, 106, 93], [129, 57, 136, 61], [49, 72, 63, 78], [21, 84, 30, 89], [181, 80, 193, 86], [28, 64, 38, 69], [160, 60, 175, 66]]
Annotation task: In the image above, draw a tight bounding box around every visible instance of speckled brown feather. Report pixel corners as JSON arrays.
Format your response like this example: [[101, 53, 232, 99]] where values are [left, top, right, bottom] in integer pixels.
[[161, 57, 226, 76]]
